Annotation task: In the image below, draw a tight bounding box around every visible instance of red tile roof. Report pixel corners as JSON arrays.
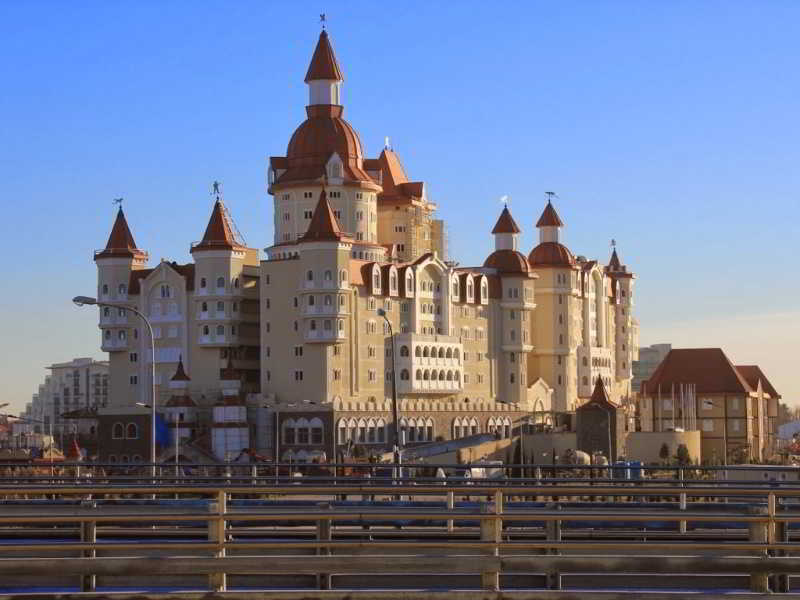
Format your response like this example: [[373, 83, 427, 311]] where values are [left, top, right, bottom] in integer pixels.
[[528, 242, 575, 267], [536, 201, 564, 227], [191, 200, 243, 253], [736, 365, 781, 399], [128, 262, 195, 295], [491, 206, 521, 234], [171, 356, 190, 382], [304, 30, 344, 83], [609, 248, 621, 270], [588, 375, 618, 408], [643, 348, 753, 395], [301, 189, 346, 242], [95, 208, 147, 260], [483, 249, 531, 274]]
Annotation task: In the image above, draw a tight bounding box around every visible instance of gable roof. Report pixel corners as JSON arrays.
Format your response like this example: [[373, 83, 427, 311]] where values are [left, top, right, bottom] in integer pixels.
[[304, 30, 344, 83], [95, 208, 147, 260], [536, 201, 564, 228], [643, 348, 753, 395], [301, 189, 346, 242], [492, 206, 521, 234], [736, 365, 781, 399]]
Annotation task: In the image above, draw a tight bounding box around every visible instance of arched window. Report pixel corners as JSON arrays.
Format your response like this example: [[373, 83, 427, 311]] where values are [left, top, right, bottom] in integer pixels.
[[447, 370, 453, 381], [338, 319, 344, 331], [400, 345, 410, 357], [233, 278, 239, 288], [415, 346, 422, 357], [438, 370, 445, 381], [217, 301, 224, 312], [283, 419, 296, 445], [307, 270, 314, 282], [324, 295, 332, 306], [582, 376, 588, 385], [200, 277, 207, 288], [118, 283, 127, 295], [126, 423, 138, 439], [339, 269, 348, 284], [438, 347, 445, 358], [216, 277, 225, 288], [203, 325, 209, 335], [310, 418, 323, 444], [102, 284, 109, 295], [415, 369, 422, 380], [373, 273, 380, 288], [324, 270, 332, 282], [510, 373, 515, 384], [201, 302, 208, 312], [390, 274, 397, 290], [423, 346, 430, 358], [112, 423, 124, 439], [582, 357, 588, 367], [216, 325, 224, 335], [400, 369, 410, 380], [453, 349, 460, 360], [103, 307, 110, 317], [423, 370, 430, 381]]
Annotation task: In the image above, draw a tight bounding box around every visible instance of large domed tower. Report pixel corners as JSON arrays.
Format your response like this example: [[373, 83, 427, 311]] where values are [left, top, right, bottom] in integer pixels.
[[267, 29, 384, 260]]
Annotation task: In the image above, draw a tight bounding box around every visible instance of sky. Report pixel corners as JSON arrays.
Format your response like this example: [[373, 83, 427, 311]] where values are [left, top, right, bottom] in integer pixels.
[[1, 1, 798, 413]]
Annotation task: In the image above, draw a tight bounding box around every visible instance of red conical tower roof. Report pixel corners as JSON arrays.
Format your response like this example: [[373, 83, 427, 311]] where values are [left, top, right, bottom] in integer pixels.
[[191, 200, 243, 253], [302, 189, 345, 242], [95, 208, 147, 260], [492, 206, 521, 234], [609, 248, 622, 270], [171, 355, 190, 382], [536, 200, 564, 228], [589, 375, 617, 407], [305, 30, 344, 83]]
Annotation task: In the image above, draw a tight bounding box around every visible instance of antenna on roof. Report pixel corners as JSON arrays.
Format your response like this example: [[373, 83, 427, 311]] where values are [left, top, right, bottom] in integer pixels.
[[210, 180, 247, 247], [319, 13, 326, 30]]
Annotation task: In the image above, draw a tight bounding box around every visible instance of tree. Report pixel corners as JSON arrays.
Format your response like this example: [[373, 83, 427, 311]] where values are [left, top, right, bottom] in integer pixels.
[[675, 444, 691, 465], [659, 442, 670, 465]]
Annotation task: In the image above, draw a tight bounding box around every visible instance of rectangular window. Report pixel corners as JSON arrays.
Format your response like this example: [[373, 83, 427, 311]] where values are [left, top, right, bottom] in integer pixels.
[[129, 375, 138, 385], [294, 346, 303, 357], [129, 353, 138, 363], [368, 369, 376, 382], [702, 419, 714, 432], [702, 398, 714, 411], [294, 370, 303, 381]]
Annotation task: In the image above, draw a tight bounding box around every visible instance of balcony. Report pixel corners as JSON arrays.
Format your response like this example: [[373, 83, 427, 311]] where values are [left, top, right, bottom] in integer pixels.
[[398, 377, 462, 395], [101, 337, 128, 352], [305, 328, 346, 343], [303, 305, 341, 316], [198, 334, 236, 347]]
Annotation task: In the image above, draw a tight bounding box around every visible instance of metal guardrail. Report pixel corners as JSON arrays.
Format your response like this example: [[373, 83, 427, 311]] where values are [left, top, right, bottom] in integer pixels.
[[0, 480, 798, 595]]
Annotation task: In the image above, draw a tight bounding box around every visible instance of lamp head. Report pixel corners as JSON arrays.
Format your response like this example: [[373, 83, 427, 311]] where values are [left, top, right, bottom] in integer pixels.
[[377, 308, 386, 317], [72, 296, 97, 307]]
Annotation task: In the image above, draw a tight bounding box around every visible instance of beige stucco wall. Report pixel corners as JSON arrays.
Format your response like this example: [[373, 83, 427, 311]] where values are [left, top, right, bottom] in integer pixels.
[[625, 431, 701, 464]]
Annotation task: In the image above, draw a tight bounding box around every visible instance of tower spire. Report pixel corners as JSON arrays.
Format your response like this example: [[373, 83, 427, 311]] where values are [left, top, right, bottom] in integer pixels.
[[305, 29, 344, 106], [491, 205, 521, 251], [95, 205, 147, 261], [536, 193, 564, 243]]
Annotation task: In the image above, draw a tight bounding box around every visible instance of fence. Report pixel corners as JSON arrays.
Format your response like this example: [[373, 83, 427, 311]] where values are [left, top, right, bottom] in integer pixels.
[[0, 478, 799, 595]]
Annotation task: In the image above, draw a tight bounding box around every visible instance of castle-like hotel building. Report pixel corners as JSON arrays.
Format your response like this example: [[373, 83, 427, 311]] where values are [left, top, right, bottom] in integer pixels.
[[93, 30, 639, 462]]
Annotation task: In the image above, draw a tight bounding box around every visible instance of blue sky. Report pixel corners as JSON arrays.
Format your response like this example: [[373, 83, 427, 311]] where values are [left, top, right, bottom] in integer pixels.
[[1, 1, 798, 411]]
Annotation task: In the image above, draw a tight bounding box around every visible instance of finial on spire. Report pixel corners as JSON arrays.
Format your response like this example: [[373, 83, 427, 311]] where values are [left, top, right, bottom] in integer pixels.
[[611, 238, 616, 248], [384, 136, 391, 150], [320, 13, 326, 30], [545, 191, 558, 204], [499, 194, 509, 207], [211, 180, 223, 201], [112, 197, 124, 207]]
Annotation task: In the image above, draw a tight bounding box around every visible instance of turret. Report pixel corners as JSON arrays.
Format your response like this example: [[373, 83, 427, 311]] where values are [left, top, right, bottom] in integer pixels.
[[305, 30, 344, 106], [212, 353, 249, 461], [491, 205, 521, 251], [94, 207, 148, 353], [164, 356, 197, 443], [536, 199, 564, 244]]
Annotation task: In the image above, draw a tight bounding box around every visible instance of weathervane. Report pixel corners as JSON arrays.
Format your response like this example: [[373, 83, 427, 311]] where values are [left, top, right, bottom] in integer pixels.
[[211, 180, 222, 200], [320, 13, 326, 30], [499, 195, 510, 207], [112, 197, 124, 207], [545, 191, 558, 203], [611, 238, 617, 248]]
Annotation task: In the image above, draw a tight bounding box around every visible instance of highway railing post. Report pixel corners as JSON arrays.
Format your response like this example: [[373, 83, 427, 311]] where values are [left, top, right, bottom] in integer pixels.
[[748, 505, 769, 593], [545, 502, 562, 590], [80, 501, 96, 592], [679, 468, 687, 534], [208, 490, 227, 592], [447, 490, 455, 533], [480, 499, 501, 591], [317, 502, 332, 590]]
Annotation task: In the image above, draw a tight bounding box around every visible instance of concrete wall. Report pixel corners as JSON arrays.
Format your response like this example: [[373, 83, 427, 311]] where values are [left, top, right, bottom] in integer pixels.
[[521, 432, 577, 463], [625, 430, 701, 464]]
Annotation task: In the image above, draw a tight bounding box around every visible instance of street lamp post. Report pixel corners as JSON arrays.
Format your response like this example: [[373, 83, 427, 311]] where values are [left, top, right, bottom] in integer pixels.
[[377, 308, 402, 481], [73, 296, 157, 483]]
